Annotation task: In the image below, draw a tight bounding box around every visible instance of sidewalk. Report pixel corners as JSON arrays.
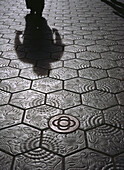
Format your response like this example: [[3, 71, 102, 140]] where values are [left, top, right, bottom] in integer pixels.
[[0, 0, 124, 169]]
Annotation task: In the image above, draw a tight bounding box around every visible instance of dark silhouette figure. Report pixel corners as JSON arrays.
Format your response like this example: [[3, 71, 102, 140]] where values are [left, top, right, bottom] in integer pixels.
[[25, 0, 45, 16], [15, 14, 64, 77], [101, 0, 124, 18]]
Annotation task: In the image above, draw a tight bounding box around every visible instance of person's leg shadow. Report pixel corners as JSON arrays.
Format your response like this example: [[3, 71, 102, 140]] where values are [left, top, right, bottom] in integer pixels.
[[101, 0, 124, 18], [14, 14, 64, 78]]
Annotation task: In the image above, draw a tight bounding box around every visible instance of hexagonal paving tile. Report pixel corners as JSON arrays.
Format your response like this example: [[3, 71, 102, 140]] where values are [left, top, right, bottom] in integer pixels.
[[87, 125, 124, 155], [0, 44, 14, 52], [101, 52, 124, 61], [114, 153, 124, 170], [116, 92, 124, 105], [96, 39, 117, 46], [84, 34, 104, 40], [0, 90, 11, 105], [1, 51, 25, 60], [46, 90, 81, 109], [10, 59, 34, 69], [91, 59, 117, 69], [82, 90, 117, 109], [20, 67, 48, 80], [110, 45, 124, 52], [74, 39, 95, 46], [79, 68, 107, 80], [87, 44, 109, 53], [65, 45, 86, 53], [10, 90, 45, 109], [76, 51, 100, 60], [32, 78, 62, 93], [64, 59, 90, 69], [65, 105, 103, 130], [49, 67, 78, 80], [0, 67, 19, 79], [0, 58, 10, 67], [65, 149, 114, 170], [0, 105, 24, 129], [64, 78, 95, 93], [37, 60, 63, 69], [103, 106, 124, 129], [108, 68, 124, 80], [54, 52, 75, 61], [0, 77, 31, 93], [24, 105, 62, 129], [42, 129, 86, 156], [0, 124, 41, 155], [0, 151, 13, 170], [13, 148, 62, 170], [116, 59, 124, 68], [96, 78, 124, 93]]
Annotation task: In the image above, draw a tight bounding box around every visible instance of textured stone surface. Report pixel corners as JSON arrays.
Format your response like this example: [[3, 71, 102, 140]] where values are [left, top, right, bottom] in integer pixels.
[[0, 151, 13, 170]]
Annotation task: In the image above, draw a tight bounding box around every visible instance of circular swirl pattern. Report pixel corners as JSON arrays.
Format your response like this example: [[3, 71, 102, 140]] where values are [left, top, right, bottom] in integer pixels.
[[48, 114, 80, 133]]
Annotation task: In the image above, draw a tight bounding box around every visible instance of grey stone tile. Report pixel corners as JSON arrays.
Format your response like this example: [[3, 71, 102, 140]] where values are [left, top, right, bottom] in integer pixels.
[[96, 39, 117, 46], [59, 52, 75, 61], [110, 45, 124, 53], [103, 106, 124, 129], [116, 92, 124, 105], [0, 124, 41, 155], [76, 51, 101, 61], [0, 67, 19, 79], [82, 90, 117, 109], [108, 68, 124, 80], [0, 77, 31, 93], [64, 59, 90, 69], [87, 45, 109, 53], [0, 90, 10, 105], [10, 90, 45, 109], [65, 45, 86, 53], [64, 78, 95, 93], [0, 151, 13, 170], [79, 68, 107, 80], [1, 51, 25, 60], [65, 149, 114, 170], [13, 148, 62, 170], [96, 78, 124, 93], [0, 44, 14, 52], [87, 125, 124, 155], [0, 58, 10, 67], [49, 67, 78, 80], [101, 52, 124, 61], [65, 105, 103, 130], [116, 59, 124, 68], [46, 90, 81, 109], [114, 153, 124, 170], [10, 59, 34, 69], [0, 105, 23, 129], [42, 129, 86, 156], [74, 39, 95, 46], [24, 105, 62, 129], [32, 78, 62, 93], [91, 59, 117, 69]]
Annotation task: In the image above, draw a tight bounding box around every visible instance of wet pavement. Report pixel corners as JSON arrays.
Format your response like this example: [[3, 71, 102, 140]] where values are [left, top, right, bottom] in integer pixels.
[[0, 0, 124, 169]]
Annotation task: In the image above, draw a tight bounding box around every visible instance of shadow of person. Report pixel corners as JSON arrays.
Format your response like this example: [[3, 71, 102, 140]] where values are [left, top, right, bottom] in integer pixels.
[[14, 14, 64, 78], [101, 0, 124, 18]]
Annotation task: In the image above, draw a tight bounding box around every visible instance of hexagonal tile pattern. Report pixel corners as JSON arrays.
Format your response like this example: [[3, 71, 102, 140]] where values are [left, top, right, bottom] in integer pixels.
[[0, 67, 19, 79], [32, 78, 62, 93], [75, 39, 95, 46], [87, 45, 109, 53], [65, 149, 114, 170], [0, 77, 31, 92], [65, 45, 86, 53], [82, 90, 117, 109], [20, 67, 48, 80], [0, 105, 24, 129], [103, 106, 124, 129], [42, 129, 86, 156], [91, 59, 117, 69], [101, 52, 124, 60], [76, 51, 101, 60], [96, 78, 124, 93], [108, 68, 124, 80], [65, 105, 103, 130], [116, 92, 124, 105], [0, 58, 10, 67], [24, 105, 62, 129], [1, 51, 25, 60], [87, 125, 124, 155], [110, 45, 124, 52], [49, 67, 78, 80], [46, 90, 81, 109], [0, 124, 41, 155], [96, 39, 117, 46], [64, 59, 90, 69], [64, 78, 95, 93], [58, 52, 75, 61], [13, 148, 62, 170], [115, 153, 124, 170], [79, 68, 107, 80], [10, 59, 34, 69], [10, 90, 45, 109], [0, 151, 13, 170], [0, 90, 11, 105]]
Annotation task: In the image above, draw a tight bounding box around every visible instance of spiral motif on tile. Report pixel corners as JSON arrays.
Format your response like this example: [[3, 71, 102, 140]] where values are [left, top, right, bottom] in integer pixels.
[[0, 83, 11, 92], [87, 115, 103, 127], [102, 163, 115, 170], [83, 83, 95, 92], [97, 125, 120, 136], [28, 98, 44, 108]]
